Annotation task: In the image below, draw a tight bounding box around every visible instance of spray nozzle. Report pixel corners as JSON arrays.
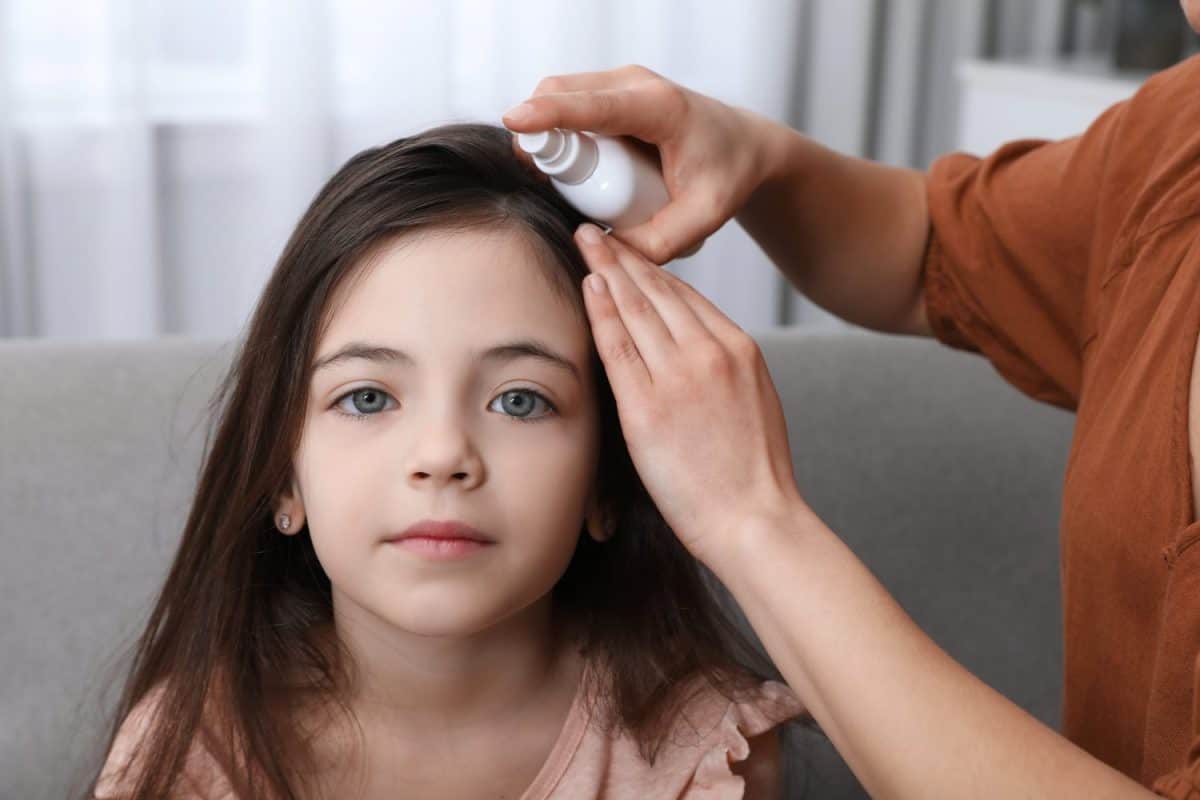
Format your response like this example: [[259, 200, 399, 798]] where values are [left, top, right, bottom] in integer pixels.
[[516, 129, 599, 185]]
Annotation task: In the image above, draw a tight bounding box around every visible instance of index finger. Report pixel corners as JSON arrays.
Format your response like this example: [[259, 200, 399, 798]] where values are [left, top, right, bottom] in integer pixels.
[[606, 234, 748, 344], [526, 65, 649, 97], [501, 87, 682, 144], [580, 271, 653, 395]]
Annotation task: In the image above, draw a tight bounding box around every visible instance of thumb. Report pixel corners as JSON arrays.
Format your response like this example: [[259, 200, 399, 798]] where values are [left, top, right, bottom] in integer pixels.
[[611, 195, 719, 264]]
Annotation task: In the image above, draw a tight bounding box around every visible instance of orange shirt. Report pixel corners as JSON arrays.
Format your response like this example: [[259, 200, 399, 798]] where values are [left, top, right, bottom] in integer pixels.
[[922, 53, 1200, 794]]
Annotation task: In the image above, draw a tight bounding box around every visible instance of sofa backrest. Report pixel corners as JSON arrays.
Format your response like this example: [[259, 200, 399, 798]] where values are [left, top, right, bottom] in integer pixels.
[[0, 330, 1074, 799]]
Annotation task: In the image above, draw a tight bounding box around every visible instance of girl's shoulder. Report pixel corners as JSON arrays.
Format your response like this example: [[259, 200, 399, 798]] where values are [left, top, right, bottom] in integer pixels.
[[93, 682, 235, 799]]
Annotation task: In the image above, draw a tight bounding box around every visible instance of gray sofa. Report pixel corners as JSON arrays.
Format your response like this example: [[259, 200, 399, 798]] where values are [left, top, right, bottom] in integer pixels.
[[0, 329, 1074, 799]]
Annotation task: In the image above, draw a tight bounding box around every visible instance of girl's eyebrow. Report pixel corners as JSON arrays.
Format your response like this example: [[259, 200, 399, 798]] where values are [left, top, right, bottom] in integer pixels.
[[311, 339, 581, 384]]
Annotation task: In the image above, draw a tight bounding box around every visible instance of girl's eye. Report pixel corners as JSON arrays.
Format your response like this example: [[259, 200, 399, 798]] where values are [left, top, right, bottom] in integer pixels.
[[330, 387, 557, 424], [488, 388, 557, 423], [333, 387, 397, 421]]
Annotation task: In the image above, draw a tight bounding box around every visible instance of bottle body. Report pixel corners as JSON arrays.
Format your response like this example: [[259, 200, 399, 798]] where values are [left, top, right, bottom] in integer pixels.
[[516, 128, 701, 257], [516, 129, 668, 229], [550, 134, 669, 229]]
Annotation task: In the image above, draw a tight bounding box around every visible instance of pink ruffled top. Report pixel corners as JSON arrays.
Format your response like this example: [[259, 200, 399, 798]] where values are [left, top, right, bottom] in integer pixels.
[[95, 660, 806, 799]]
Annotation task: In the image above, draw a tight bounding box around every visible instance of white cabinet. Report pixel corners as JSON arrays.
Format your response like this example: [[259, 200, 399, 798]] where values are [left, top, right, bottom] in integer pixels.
[[955, 57, 1147, 155]]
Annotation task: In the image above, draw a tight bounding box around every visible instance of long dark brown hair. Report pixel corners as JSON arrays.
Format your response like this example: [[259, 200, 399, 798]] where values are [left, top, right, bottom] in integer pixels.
[[85, 122, 806, 799]]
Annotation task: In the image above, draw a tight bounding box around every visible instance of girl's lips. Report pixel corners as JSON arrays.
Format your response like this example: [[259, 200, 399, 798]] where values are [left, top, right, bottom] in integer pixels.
[[389, 519, 495, 543], [388, 536, 493, 560]]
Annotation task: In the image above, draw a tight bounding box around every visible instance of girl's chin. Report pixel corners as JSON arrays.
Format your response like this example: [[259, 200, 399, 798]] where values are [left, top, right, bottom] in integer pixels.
[[377, 603, 513, 639]]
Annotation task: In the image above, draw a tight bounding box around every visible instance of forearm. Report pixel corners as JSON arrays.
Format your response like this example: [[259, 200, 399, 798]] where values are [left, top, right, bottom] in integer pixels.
[[735, 126, 931, 336], [710, 502, 1155, 800]]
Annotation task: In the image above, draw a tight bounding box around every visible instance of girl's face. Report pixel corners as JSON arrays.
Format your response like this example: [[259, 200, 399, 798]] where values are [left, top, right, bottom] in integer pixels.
[[289, 227, 600, 637]]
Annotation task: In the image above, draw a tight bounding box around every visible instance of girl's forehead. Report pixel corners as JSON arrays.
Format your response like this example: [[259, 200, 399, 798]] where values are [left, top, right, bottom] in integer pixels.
[[342, 228, 569, 308], [318, 229, 591, 363]]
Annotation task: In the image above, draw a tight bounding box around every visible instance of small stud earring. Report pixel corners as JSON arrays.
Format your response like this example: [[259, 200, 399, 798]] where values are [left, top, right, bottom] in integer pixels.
[[277, 513, 291, 532]]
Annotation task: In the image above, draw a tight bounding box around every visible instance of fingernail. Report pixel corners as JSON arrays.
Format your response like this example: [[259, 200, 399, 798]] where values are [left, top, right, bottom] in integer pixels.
[[503, 102, 534, 123], [586, 274, 607, 294], [577, 224, 603, 244]]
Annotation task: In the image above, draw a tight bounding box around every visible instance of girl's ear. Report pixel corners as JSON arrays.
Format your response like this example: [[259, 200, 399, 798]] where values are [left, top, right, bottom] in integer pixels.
[[274, 476, 306, 536], [585, 493, 615, 543]]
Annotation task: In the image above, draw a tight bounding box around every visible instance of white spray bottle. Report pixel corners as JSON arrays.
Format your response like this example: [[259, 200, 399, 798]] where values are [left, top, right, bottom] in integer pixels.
[[515, 128, 701, 258]]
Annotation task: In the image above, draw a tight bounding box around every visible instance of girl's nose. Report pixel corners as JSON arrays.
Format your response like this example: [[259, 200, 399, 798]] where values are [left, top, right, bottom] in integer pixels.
[[404, 418, 483, 490]]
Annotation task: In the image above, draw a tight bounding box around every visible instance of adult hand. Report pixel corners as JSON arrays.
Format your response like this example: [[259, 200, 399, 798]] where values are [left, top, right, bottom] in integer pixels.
[[572, 222, 806, 566], [504, 65, 790, 265]]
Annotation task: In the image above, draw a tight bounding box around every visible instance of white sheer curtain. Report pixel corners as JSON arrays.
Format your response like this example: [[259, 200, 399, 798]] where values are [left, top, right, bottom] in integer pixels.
[[0, 0, 804, 341], [0, 0, 1081, 342]]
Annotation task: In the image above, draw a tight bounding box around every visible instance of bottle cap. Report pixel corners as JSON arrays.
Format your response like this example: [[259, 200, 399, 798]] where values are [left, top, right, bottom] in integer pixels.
[[516, 129, 599, 185]]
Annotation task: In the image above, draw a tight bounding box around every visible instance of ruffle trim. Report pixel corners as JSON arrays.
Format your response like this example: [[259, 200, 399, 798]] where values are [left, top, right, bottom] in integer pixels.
[[688, 679, 807, 798]]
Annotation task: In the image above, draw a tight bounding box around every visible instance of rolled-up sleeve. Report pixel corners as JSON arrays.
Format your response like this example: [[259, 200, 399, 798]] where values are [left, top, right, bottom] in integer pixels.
[[921, 90, 1135, 411]]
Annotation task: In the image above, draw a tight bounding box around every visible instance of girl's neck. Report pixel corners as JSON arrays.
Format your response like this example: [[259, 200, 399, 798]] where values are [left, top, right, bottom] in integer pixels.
[[329, 592, 583, 736], [291, 601, 588, 798]]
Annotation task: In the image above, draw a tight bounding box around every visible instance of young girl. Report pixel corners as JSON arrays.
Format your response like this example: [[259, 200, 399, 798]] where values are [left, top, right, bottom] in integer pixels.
[[88, 122, 808, 799]]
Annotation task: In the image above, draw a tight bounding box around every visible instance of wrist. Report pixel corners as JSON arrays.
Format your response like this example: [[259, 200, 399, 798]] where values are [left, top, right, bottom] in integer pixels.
[[699, 492, 828, 584], [733, 121, 832, 263], [742, 109, 801, 190]]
